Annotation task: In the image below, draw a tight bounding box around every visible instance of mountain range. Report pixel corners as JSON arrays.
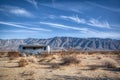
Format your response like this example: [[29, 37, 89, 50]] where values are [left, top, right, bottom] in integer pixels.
[[0, 37, 120, 51]]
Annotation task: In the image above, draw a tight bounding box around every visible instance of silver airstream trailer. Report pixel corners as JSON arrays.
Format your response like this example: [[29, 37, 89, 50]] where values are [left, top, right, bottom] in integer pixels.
[[19, 44, 50, 55]]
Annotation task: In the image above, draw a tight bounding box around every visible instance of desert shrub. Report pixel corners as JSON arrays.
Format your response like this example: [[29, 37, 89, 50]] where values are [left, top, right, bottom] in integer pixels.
[[0, 74, 8, 77], [51, 63, 60, 69], [102, 58, 118, 68], [39, 53, 51, 58], [27, 56, 38, 63], [88, 65, 99, 70], [0, 52, 5, 55], [19, 53, 26, 57], [60, 56, 80, 66], [89, 66, 98, 70], [8, 52, 19, 58], [18, 58, 29, 67], [0, 52, 8, 57], [96, 56, 102, 59], [22, 70, 35, 76]]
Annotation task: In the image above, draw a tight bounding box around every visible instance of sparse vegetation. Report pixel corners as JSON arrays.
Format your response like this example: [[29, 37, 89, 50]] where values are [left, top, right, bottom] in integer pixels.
[[21, 70, 35, 76], [88, 65, 99, 70], [0, 52, 8, 58], [27, 56, 38, 63], [60, 56, 80, 66], [96, 56, 102, 59], [51, 63, 60, 69], [18, 58, 29, 67], [102, 58, 118, 68], [0, 51, 120, 80], [8, 51, 19, 60]]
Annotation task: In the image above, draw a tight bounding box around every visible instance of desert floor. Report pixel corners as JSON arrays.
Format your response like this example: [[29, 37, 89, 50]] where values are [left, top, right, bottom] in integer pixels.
[[0, 51, 120, 80]]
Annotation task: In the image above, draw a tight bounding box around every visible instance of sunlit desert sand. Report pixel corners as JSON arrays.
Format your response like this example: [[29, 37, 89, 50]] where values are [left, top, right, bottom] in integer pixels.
[[0, 51, 120, 80]]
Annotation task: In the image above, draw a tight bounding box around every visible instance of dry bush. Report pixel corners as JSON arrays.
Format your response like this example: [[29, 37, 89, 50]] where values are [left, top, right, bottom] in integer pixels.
[[51, 63, 60, 69], [22, 70, 35, 76], [18, 58, 29, 67], [19, 53, 26, 57], [101, 58, 118, 68], [0, 52, 8, 57], [0, 74, 8, 77], [27, 56, 38, 63], [89, 66, 98, 70], [96, 56, 102, 59], [60, 56, 80, 66], [39, 56, 56, 63], [39, 53, 51, 58], [8, 51, 19, 60], [38, 58, 46, 62], [8, 51, 19, 57], [88, 65, 99, 70]]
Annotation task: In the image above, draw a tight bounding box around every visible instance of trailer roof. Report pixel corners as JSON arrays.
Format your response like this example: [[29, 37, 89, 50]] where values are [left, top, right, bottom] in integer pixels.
[[19, 44, 48, 47]]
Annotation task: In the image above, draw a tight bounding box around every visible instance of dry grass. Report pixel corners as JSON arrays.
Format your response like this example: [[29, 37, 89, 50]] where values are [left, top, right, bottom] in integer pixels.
[[8, 51, 19, 60], [101, 58, 118, 68], [50, 63, 60, 69], [18, 58, 29, 67], [96, 56, 102, 59], [0, 50, 120, 80], [38, 53, 52, 58], [8, 51, 19, 57], [20, 53, 26, 57], [60, 56, 80, 66], [21, 70, 35, 76], [18, 56, 38, 67], [27, 56, 38, 63], [0, 52, 8, 58]]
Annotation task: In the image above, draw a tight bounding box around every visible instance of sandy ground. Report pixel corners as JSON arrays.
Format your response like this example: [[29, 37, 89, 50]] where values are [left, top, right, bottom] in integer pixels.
[[0, 52, 120, 80]]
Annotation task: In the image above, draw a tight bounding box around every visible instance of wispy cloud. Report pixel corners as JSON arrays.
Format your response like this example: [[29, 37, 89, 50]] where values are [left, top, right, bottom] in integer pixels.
[[26, 0, 38, 9], [80, 30, 120, 39], [40, 22, 68, 30], [88, 18, 110, 28], [48, 15, 57, 19], [40, 22, 89, 32], [60, 15, 110, 28], [62, 30, 120, 39], [0, 30, 37, 33], [0, 21, 51, 32], [0, 5, 34, 17], [52, 0, 55, 8], [41, 2, 85, 13], [86, 2, 120, 13], [60, 15, 86, 24]]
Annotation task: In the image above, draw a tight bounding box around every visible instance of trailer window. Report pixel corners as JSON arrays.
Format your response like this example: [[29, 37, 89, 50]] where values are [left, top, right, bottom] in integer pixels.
[[33, 47, 36, 50], [44, 47, 46, 50], [23, 47, 26, 49]]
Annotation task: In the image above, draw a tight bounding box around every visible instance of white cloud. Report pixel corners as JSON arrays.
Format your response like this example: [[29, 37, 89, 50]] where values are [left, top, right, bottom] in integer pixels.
[[10, 8, 33, 17], [49, 15, 56, 19], [60, 15, 86, 24], [41, 2, 87, 13], [0, 30, 37, 33], [52, 0, 55, 8], [0, 21, 51, 32], [40, 22, 89, 32], [80, 30, 120, 39], [26, 0, 38, 9], [60, 15, 110, 28], [0, 5, 34, 17], [40, 22, 67, 30], [86, 1, 120, 13], [88, 18, 110, 28], [39, 22, 119, 38], [62, 31, 120, 39]]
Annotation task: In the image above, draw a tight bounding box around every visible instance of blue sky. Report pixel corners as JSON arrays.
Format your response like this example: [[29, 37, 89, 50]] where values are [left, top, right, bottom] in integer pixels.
[[0, 0, 120, 39]]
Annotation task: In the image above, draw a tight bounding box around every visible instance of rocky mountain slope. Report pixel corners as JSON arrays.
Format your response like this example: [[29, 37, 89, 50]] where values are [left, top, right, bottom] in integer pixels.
[[0, 37, 120, 51]]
